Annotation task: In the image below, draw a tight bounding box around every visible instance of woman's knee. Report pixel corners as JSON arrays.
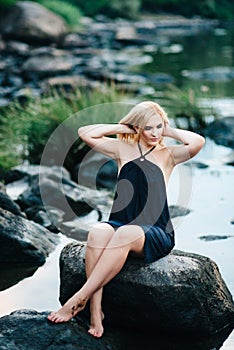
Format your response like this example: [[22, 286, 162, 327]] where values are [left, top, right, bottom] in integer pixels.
[[87, 223, 115, 247]]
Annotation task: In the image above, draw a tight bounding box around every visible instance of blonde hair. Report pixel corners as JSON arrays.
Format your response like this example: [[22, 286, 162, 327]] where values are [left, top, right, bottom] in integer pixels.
[[118, 101, 169, 145]]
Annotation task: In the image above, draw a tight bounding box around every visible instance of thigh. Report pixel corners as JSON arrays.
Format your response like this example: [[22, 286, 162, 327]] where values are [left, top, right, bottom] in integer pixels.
[[110, 224, 145, 255]]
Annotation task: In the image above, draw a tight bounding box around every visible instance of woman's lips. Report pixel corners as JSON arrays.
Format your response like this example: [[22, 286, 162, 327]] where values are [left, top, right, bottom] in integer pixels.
[[151, 138, 158, 142]]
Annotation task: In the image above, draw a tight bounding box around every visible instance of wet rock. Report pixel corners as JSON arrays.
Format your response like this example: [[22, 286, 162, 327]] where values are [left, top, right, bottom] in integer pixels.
[[76, 150, 118, 190], [63, 32, 91, 48], [115, 25, 152, 46], [169, 205, 191, 218], [0, 207, 59, 264], [5, 40, 30, 56], [0, 1, 67, 44], [4, 164, 71, 185], [60, 242, 234, 337], [22, 54, 73, 79], [29, 46, 68, 57], [9, 164, 112, 225], [145, 72, 175, 85], [42, 75, 101, 94], [13, 87, 41, 103], [60, 219, 92, 241], [223, 150, 234, 166], [187, 160, 209, 169], [185, 66, 234, 82], [199, 235, 234, 241], [205, 116, 234, 149], [0, 96, 10, 107], [0, 310, 114, 350], [0, 183, 24, 217], [59, 209, 102, 241], [161, 43, 183, 54], [24, 205, 63, 233]]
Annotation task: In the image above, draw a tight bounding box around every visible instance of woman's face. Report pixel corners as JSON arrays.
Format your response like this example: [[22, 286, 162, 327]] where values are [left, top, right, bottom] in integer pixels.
[[137, 114, 164, 147]]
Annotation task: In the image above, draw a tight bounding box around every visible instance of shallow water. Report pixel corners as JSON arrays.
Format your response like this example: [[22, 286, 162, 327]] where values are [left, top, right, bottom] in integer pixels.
[[0, 139, 234, 348]]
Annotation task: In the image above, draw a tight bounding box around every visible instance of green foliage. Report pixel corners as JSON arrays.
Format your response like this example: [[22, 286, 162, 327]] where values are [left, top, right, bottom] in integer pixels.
[[102, 0, 141, 19], [35, 0, 83, 28], [0, 86, 124, 171], [141, 0, 234, 20], [69, 0, 140, 19], [163, 85, 216, 134], [69, 0, 108, 16], [0, 0, 16, 6]]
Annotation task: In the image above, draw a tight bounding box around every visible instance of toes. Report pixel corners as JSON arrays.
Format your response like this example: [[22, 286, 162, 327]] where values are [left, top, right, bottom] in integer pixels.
[[88, 328, 103, 338], [47, 313, 64, 323], [95, 331, 102, 338], [47, 313, 56, 322]]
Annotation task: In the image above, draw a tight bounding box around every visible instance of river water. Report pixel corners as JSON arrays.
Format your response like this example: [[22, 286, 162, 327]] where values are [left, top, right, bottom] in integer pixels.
[[0, 21, 234, 349]]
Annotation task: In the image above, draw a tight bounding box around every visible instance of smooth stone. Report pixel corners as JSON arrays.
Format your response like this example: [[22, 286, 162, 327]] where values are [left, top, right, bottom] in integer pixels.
[[59, 242, 234, 337], [0, 1, 67, 44]]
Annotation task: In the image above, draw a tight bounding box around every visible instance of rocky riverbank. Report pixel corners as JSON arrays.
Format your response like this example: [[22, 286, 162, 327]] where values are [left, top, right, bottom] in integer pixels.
[[0, 1, 219, 107]]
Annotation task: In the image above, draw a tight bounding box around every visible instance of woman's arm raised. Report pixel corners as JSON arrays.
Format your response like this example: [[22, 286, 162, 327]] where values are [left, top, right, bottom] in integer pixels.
[[163, 124, 205, 165], [78, 124, 135, 158]]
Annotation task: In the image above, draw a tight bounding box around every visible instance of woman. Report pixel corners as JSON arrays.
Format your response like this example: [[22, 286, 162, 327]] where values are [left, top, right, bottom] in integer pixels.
[[48, 101, 205, 337]]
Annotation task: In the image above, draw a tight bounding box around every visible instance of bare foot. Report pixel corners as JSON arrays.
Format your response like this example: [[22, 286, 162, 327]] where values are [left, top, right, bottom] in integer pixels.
[[88, 309, 105, 338], [47, 296, 87, 323]]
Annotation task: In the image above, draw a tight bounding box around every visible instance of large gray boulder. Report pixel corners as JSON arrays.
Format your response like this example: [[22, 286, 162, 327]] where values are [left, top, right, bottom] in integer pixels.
[[0, 1, 67, 44], [205, 116, 234, 149], [0, 207, 58, 265], [59, 242, 234, 337], [0, 310, 114, 350]]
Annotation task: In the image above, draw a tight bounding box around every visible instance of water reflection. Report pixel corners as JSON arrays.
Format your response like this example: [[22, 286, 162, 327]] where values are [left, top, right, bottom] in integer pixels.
[[142, 26, 234, 98]]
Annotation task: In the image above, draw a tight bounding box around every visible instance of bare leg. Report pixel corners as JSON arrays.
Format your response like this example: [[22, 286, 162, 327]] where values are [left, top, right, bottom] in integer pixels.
[[85, 223, 115, 337], [48, 225, 145, 326]]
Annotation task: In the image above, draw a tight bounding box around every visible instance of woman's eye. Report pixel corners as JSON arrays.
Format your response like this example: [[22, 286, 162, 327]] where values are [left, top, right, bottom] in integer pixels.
[[157, 124, 162, 129], [144, 126, 152, 131]]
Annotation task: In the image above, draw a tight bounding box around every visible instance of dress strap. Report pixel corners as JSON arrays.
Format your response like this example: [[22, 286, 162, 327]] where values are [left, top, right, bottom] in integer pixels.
[[137, 142, 155, 162]]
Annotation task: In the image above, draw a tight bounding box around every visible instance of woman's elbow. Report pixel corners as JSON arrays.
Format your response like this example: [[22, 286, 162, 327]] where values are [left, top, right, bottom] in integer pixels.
[[198, 135, 206, 148], [78, 127, 87, 140], [190, 136, 205, 157]]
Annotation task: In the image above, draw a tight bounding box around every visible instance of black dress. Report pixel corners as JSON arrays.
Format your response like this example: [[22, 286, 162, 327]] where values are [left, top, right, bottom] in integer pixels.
[[103, 153, 175, 263]]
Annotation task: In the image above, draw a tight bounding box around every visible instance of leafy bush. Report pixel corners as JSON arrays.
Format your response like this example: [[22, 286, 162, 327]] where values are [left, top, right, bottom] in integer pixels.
[[70, 0, 140, 18], [36, 0, 83, 28], [0, 0, 16, 6], [163, 85, 217, 134], [69, 0, 108, 17], [141, 0, 234, 20], [102, 0, 141, 19], [0, 86, 124, 171]]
